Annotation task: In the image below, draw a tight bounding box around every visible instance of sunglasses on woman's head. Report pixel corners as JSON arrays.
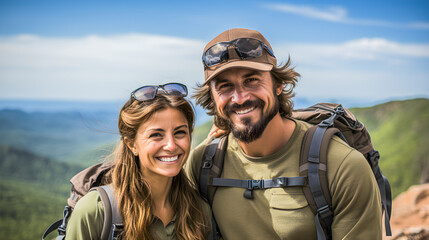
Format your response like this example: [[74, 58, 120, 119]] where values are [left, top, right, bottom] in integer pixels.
[[202, 38, 275, 67], [131, 83, 188, 101]]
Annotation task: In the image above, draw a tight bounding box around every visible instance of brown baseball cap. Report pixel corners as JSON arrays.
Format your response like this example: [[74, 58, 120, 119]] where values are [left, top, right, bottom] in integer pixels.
[[203, 28, 277, 83]]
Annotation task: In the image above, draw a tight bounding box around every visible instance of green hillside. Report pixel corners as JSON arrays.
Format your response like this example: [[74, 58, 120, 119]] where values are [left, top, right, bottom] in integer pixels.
[[192, 118, 213, 148], [351, 98, 429, 197], [0, 109, 119, 165], [0, 145, 85, 240], [0, 98, 427, 240]]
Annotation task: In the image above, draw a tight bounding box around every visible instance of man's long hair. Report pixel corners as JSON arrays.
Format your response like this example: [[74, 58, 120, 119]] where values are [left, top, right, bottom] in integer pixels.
[[193, 58, 300, 131], [107, 94, 209, 239]]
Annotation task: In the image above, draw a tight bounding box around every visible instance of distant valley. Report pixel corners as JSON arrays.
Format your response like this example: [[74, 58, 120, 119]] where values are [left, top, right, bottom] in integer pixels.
[[0, 97, 428, 240]]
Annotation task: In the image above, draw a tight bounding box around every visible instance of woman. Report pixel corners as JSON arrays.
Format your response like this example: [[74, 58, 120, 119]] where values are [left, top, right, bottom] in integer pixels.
[[65, 83, 211, 240]]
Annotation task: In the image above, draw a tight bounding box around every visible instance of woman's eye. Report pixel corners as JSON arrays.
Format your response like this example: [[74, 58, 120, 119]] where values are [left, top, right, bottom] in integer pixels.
[[149, 133, 162, 138], [175, 130, 188, 137]]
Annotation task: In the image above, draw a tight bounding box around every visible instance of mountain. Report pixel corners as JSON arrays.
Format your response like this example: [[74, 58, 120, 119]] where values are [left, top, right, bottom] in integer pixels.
[[351, 98, 429, 197], [0, 109, 119, 165], [0, 98, 427, 239], [0, 145, 86, 240]]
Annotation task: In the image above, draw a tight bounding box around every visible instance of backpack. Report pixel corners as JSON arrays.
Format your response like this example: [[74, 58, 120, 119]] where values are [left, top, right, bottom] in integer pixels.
[[199, 103, 392, 240], [42, 163, 124, 240]]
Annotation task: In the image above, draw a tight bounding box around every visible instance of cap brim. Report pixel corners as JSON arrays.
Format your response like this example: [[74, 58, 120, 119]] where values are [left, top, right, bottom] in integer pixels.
[[205, 61, 273, 83]]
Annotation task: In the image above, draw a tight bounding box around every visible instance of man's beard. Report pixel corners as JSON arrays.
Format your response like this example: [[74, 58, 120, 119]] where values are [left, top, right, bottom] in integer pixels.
[[224, 98, 279, 143]]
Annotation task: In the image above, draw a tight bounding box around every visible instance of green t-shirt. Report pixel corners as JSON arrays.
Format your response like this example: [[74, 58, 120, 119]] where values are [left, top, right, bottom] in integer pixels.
[[65, 189, 211, 240], [185, 119, 382, 240]]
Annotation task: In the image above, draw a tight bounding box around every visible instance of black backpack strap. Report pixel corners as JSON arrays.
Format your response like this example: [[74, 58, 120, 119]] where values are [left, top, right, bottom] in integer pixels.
[[199, 136, 228, 204], [306, 125, 334, 240], [299, 107, 344, 240], [208, 213, 219, 240], [42, 205, 71, 240], [212, 176, 306, 199], [368, 150, 392, 236], [199, 136, 228, 240]]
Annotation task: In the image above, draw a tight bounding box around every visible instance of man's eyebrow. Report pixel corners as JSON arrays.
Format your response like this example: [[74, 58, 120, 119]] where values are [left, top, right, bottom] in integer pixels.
[[212, 78, 229, 87], [243, 71, 262, 78]]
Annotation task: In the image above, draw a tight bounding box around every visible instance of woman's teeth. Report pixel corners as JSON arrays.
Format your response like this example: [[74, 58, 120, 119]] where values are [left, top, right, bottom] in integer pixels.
[[157, 155, 179, 162]]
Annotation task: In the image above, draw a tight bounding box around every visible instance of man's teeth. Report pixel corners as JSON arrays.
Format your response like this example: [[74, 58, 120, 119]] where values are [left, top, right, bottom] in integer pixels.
[[158, 155, 179, 162], [235, 107, 255, 115]]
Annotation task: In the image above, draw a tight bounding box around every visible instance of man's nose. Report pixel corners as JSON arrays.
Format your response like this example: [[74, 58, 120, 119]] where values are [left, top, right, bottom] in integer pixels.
[[231, 86, 249, 105]]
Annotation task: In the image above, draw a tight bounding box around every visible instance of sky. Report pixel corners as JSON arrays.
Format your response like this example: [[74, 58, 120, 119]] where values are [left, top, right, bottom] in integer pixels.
[[0, 0, 428, 105]]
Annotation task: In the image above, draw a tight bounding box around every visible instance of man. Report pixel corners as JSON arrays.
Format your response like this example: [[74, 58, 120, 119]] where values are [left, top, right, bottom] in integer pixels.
[[185, 28, 382, 239]]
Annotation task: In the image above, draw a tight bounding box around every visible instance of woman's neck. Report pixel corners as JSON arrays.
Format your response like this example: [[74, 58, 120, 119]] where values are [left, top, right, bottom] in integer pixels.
[[144, 173, 175, 226]]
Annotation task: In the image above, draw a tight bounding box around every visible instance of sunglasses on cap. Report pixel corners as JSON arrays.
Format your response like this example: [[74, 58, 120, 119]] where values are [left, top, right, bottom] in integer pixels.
[[131, 83, 188, 101], [202, 38, 275, 67]]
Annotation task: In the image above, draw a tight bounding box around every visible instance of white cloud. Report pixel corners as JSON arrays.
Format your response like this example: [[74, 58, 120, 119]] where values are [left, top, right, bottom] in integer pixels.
[[274, 38, 429, 67], [273, 38, 429, 99], [266, 4, 347, 22], [0, 34, 205, 100], [0, 34, 427, 102], [264, 3, 429, 30]]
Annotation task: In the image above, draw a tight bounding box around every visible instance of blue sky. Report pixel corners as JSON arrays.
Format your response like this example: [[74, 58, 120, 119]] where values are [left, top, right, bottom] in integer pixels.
[[0, 0, 428, 104]]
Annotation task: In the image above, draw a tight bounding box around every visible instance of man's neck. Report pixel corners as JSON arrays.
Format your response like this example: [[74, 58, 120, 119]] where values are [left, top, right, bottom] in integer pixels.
[[238, 114, 296, 157]]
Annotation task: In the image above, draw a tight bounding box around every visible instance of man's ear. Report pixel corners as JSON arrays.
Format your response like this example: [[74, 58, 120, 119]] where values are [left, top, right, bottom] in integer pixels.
[[276, 82, 283, 96]]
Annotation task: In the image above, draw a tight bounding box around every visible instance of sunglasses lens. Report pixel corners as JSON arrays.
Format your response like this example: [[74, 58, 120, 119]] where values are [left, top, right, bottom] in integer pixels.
[[203, 43, 229, 67], [133, 86, 157, 101], [163, 83, 188, 97], [234, 38, 263, 59]]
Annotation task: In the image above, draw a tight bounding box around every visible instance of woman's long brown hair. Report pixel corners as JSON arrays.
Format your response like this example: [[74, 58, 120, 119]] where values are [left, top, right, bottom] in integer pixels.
[[108, 94, 209, 239]]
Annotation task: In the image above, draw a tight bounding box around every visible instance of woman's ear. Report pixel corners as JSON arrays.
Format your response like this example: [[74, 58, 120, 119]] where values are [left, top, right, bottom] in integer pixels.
[[124, 137, 135, 152], [124, 137, 139, 156]]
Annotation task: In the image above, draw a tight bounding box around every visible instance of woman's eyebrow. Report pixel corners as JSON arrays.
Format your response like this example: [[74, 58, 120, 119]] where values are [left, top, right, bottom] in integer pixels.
[[174, 124, 188, 131]]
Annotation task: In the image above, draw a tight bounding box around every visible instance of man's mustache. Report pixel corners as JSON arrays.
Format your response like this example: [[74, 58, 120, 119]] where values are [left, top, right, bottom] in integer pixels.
[[224, 100, 264, 114]]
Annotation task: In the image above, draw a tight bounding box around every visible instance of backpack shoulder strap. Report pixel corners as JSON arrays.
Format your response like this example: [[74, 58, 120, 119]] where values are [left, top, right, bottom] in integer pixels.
[[199, 136, 228, 240], [300, 124, 342, 240], [92, 185, 123, 240], [199, 136, 228, 204]]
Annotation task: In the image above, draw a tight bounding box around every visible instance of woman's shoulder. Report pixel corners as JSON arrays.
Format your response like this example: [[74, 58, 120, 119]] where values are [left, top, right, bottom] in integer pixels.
[[65, 190, 105, 240], [74, 190, 105, 217]]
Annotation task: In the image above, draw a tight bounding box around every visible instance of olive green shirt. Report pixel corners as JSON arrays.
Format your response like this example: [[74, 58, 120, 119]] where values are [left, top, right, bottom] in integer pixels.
[[185, 120, 382, 240], [65, 190, 211, 240]]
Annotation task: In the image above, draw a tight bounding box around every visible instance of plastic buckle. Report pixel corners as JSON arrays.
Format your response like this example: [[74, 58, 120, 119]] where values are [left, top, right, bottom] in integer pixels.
[[248, 180, 263, 190], [317, 205, 333, 219], [319, 113, 335, 127], [275, 177, 288, 187], [202, 160, 213, 169], [368, 150, 380, 167], [112, 224, 124, 240], [335, 106, 345, 116]]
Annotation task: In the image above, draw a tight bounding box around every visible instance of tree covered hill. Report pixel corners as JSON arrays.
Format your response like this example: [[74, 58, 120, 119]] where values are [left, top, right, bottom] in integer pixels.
[[0, 109, 119, 165], [351, 98, 429, 197], [0, 145, 85, 240], [0, 98, 427, 239]]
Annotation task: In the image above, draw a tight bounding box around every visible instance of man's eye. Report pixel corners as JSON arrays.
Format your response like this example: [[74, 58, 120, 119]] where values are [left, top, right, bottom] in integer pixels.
[[245, 78, 259, 84], [217, 83, 233, 91]]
